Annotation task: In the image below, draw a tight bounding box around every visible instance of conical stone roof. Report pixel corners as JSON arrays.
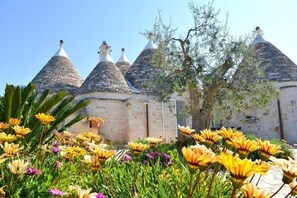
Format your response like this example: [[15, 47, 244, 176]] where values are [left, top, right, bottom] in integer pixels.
[[79, 41, 131, 94], [116, 48, 131, 75], [234, 27, 297, 83], [251, 27, 297, 82], [31, 40, 83, 94], [125, 33, 161, 92]]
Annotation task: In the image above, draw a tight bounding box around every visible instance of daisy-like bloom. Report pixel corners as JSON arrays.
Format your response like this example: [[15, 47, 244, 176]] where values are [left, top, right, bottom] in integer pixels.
[[178, 125, 195, 137], [1, 142, 23, 157], [69, 185, 98, 198], [9, 118, 21, 126], [289, 180, 297, 196], [257, 139, 283, 161], [217, 127, 245, 149], [82, 155, 101, 171], [82, 131, 102, 143], [35, 113, 55, 125], [269, 156, 297, 184], [0, 132, 18, 143], [0, 186, 5, 197], [231, 137, 260, 159], [75, 134, 90, 146], [90, 147, 115, 165], [12, 125, 31, 138], [49, 188, 66, 197], [61, 146, 87, 160], [8, 159, 30, 175], [192, 129, 222, 147], [0, 122, 9, 131], [216, 153, 267, 189], [145, 137, 164, 146], [241, 183, 271, 198], [128, 142, 150, 155], [182, 144, 215, 172]]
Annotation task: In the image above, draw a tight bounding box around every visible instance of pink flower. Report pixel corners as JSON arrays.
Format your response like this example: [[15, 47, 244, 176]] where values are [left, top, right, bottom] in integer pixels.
[[96, 192, 106, 198], [27, 168, 42, 175], [49, 188, 64, 196]]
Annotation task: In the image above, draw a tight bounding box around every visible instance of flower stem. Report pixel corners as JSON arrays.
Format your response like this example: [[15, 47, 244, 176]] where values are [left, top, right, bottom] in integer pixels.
[[206, 164, 219, 198], [230, 187, 237, 198], [255, 175, 262, 186], [100, 168, 115, 198], [132, 159, 137, 196], [187, 173, 193, 198], [270, 183, 285, 197], [284, 184, 297, 198], [190, 170, 202, 197]]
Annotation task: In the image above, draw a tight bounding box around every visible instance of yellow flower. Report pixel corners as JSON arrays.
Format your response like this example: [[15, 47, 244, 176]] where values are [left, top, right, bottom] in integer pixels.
[[257, 139, 282, 161], [35, 113, 55, 125], [241, 183, 271, 198], [128, 142, 150, 155], [217, 127, 245, 149], [8, 118, 21, 126], [75, 134, 91, 146], [269, 156, 297, 184], [216, 153, 266, 189], [182, 144, 215, 172], [231, 137, 260, 159], [90, 147, 115, 165], [193, 129, 222, 147], [0, 122, 9, 131], [0, 154, 8, 164], [8, 159, 30, 174], [289, 180, 297, 196], [178, 125, 195, 137], [1, 142, 23, 157], [0, 186, 5, 197], [12, 125, 31, 138], [61, 146, 87, 160], [0, 132, 18, 143], [82, 155, 101, 171], [82, 131, 102, 143], [69, 185, 98, 198], [145, 137, 164, 146]]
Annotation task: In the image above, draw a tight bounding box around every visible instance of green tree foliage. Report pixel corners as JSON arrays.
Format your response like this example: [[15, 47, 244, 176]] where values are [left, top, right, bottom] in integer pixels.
[[0, 83, 89, 151], [143, 1, 276, 131]]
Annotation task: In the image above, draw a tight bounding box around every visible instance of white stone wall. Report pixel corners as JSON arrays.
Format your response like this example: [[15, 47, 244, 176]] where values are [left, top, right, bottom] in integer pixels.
[[220, 81, 297, 144], [68, 92, 187, 144]]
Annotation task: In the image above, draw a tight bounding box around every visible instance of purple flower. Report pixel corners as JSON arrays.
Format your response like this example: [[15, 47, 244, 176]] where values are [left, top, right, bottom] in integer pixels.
[[96, 192, 106, 198], [121, 153, 132, 161], [52, 147, 60, 154], [162, 153, 172, 167], [49, 188, 64, 196], [27, 168, 42, 175]]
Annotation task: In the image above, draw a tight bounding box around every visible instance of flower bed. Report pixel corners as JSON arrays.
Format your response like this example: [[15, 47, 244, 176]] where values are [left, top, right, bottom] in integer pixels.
[[0, 115, 296, 197]]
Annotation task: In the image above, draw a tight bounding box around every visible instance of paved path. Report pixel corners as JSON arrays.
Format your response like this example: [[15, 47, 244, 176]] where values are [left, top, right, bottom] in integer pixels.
[[251, 149, 297, 198]]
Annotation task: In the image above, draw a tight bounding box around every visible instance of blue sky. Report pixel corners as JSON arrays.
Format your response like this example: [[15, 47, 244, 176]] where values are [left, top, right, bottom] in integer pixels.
[[1, 0, 297, 94]]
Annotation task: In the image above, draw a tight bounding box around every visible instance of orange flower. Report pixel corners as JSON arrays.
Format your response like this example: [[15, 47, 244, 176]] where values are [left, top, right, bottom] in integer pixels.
[[145, 137, 164, 146], [35, 113, 55, 125], [216, 153, 267, 189], [12, 125, 31, 138], [217, 127, 245, 149], [0, 122, 9, 131], [192, 129, 222, 147], [9, 118, 21, 126], [128, 142, 150, 155], [178, 125, 195, 137], [241, 183, 271, 198], [231, 137, 260, 159], [257, 139, 282, 161], [182, 144, 215, 172], [90, 147, 115, 165]]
